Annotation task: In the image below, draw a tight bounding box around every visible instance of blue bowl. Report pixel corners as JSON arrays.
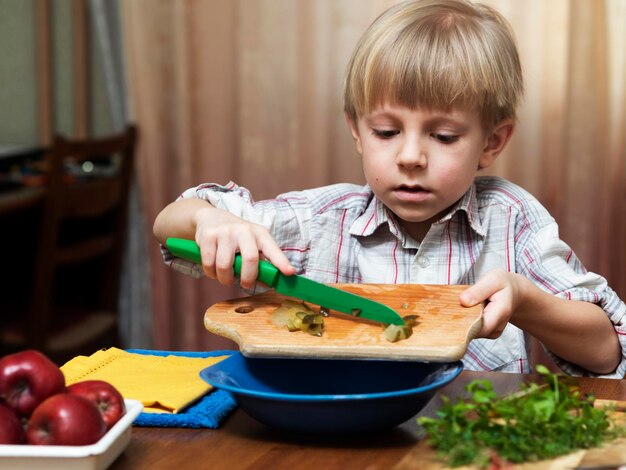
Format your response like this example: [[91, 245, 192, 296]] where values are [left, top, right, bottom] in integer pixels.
[[200, 353, 462, 435]]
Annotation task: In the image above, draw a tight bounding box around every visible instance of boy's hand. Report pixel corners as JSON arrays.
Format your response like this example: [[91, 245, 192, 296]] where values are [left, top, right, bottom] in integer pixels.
[[459, 269, 525, 339], [194, 207, 296, 289]]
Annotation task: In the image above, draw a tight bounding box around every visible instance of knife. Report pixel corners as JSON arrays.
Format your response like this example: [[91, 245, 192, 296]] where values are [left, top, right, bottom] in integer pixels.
[[165, 237, 405, 326]]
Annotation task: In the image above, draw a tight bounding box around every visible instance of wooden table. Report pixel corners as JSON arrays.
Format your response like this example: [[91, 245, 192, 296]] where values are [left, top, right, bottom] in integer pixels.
[[109, 370, 626, 469], [0, 185, 45, 214]]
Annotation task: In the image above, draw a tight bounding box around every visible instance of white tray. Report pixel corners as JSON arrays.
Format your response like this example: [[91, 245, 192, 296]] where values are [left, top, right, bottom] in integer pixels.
[[0, 399, 143, 470]]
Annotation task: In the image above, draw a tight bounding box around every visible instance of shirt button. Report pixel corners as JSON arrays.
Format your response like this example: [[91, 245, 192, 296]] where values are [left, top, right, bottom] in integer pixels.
[[417, 256, 430, 268]]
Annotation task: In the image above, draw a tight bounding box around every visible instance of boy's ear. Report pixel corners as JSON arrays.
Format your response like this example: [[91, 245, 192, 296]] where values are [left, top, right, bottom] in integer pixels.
[[345, 113, 363, 155], [479, 119, 515, 169]]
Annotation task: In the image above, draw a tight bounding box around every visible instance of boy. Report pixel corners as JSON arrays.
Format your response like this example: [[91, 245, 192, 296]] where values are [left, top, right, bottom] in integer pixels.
[[154, 0, 625, 377]]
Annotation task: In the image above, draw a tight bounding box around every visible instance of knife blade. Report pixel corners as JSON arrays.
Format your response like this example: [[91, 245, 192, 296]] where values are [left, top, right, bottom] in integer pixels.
[[165, 237, 405, 326]]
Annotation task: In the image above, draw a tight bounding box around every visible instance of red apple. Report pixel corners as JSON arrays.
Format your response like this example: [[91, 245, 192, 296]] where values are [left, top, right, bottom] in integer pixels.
[[0, 402, 26, 444], [27, 394, 106, 446], [0, 350, 66, 417], [68, 380, 126, 429]]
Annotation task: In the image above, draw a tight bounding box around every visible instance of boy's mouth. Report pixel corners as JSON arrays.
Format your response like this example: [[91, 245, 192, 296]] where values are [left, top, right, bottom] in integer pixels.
[[394, 184, 431, 201], [396, 184, 430, 193]]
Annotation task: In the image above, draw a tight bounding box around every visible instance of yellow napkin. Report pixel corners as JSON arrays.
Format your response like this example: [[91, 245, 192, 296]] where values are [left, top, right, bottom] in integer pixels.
[[61, 347, 229, 414]]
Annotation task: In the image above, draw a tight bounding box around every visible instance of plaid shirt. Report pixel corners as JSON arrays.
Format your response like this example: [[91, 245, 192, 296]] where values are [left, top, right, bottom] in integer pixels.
[[164, 176, 626, 378]]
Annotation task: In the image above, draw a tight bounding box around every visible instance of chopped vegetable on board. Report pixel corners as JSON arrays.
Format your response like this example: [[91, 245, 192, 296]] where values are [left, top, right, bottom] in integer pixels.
[[271, 300, 325, 336], [271, 302, 419, 342], [383, 314, 419, 342]]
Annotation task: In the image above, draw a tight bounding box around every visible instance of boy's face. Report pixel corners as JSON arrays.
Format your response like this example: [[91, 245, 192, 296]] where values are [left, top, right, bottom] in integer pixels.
[[347, 104, 512, 239]]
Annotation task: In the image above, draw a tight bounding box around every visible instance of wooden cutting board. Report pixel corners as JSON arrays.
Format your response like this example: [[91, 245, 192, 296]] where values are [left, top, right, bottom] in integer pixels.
[[393, 439, 626, 469], [204, 284, 483, 361]]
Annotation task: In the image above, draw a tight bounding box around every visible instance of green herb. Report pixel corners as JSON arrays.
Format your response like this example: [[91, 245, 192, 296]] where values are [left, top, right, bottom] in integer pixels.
[[417, 365, 626, 468]]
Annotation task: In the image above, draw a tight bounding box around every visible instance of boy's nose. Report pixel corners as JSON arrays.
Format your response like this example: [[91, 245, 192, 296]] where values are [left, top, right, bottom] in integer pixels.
[[396, 137, 427, 169]]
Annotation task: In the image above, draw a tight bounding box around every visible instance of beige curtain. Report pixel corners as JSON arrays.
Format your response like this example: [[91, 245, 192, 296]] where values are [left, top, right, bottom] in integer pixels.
[[121, 0, 626, 351]]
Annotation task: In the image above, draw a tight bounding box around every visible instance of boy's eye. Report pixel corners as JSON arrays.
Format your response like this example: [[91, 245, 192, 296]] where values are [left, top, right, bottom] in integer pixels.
[[432, 133, 459, 144], [372, 129, 399, 139]]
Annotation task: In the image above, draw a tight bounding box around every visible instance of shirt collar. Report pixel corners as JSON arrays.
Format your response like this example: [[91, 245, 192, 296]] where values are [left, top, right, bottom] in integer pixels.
[[437, 182, 486, 237], [349, 191, 390, 237], [348, 193, 416, 249]]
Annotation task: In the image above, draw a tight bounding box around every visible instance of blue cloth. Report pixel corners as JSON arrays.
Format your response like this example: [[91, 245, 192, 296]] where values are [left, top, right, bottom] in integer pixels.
[[126, 349, 238, 428]]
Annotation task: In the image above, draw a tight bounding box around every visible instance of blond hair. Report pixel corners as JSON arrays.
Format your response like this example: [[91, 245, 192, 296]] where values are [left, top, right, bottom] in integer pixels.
[[343, 0, 523, 130]]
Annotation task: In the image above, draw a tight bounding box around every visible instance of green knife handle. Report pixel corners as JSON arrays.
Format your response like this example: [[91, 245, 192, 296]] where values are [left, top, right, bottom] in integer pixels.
[[165, 238, 280, 287], [233, 255, 280, 287], [165, 238, 202, 263]]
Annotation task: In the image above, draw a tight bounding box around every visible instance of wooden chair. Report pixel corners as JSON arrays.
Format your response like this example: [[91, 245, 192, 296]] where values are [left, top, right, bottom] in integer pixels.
[[0, 125, 137, 364]]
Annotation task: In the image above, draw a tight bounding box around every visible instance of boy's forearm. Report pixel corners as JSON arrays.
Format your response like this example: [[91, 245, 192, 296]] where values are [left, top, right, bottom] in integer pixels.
[[512, 275, 621, 375], [153, 198, 214, 244]]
